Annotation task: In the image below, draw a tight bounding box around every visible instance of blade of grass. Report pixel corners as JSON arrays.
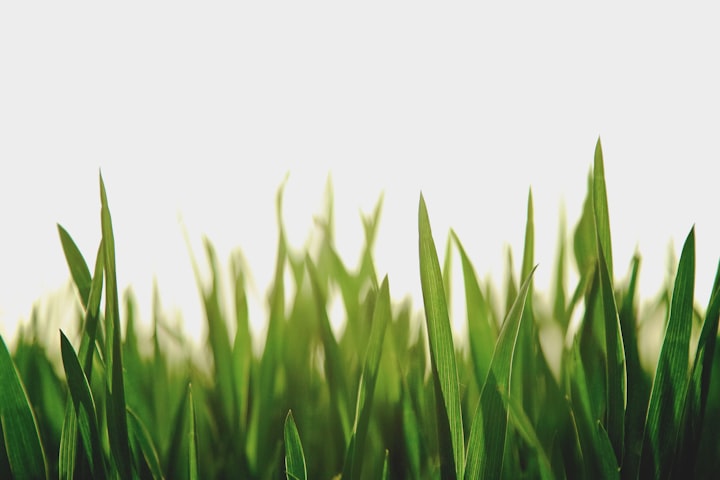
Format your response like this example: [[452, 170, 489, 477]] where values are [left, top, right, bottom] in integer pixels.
[[639, 227, 695, 478], [60, 331, 105, 479], [58, 224, 92, 308], [188, 384, 199, 480], [127, 409, 164, 480], [592, 137, 614, 279], [99, 173, 133, 479], [342, 276, 391, 480], [284, 410, 307, 480], [464, 265, 537, 479], [0, 336, 48, 480], [418, 194, 464, 480]]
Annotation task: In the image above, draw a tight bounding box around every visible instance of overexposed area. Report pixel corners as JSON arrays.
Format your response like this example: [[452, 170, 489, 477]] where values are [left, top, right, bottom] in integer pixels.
[[1, 4, 719, 346]]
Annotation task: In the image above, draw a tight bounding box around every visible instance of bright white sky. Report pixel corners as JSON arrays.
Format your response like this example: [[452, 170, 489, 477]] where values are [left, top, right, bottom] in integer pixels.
[[1, 4, 719, 344]]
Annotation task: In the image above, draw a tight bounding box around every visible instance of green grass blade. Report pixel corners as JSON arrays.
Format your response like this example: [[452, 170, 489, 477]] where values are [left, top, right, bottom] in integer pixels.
[[284, 411, 307, 480], [188, 384, 199, 480], [640, 227, 695, 478], [342, 276, 391, 480], [596, 236, 626, 464], [60, 331, 105, 479], [381, 449, 390, 480], [57, 224, 92, 308], [127, 409, 164, 480], [418, 194, 464, 480], [592, 137, 614, 279], [452, 231, 497, 389], [99, 173, 133, 479], [465, 265, 536, 479], [0, 336, 48, 480]]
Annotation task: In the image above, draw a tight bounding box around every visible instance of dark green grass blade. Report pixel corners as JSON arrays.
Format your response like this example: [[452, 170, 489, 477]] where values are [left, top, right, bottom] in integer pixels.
[[640, 228, 695, 478], [679, 259, 720, 472], [419, 194, 464, 480], [99, 173, 133, 479], [127, 409, 164, 480], [596, 237, 626, 464], [465, 265, 537, 480], [60, 331, 104, 479], [284, 411, 307, 480], [0, 336, 48, 480], [188, 384, 199, 480], [58, 224, 92, 308], [452, 230, 497, 389], [342, 276, 391, 480]]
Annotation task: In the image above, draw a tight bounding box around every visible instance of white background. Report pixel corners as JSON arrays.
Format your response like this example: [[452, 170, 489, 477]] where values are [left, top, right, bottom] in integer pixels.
[[1, 4, 719, 344]]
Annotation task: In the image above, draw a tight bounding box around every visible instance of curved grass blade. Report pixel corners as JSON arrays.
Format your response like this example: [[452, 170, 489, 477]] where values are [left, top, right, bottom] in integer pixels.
[[127, 409, 164, 480], [58, 224, 92, 308], [60, 331, 105, 479], [465, 265, 536, 479], [0, 336, 48, 480], [284, 410, 307, 480], [100, 173, 133, 479], [419, 194, 464, 479], [342, 276, 391, 480], [640, 227, 695, 478]]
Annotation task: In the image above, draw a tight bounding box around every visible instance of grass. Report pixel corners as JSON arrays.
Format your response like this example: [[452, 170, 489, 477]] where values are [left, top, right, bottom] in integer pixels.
[[2, 138, 720, 478]]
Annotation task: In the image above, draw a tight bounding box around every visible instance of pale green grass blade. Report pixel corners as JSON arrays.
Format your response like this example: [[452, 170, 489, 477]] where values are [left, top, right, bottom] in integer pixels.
[[573, 171, 596, 278], [127, 409, 164, 480], [99, 173, 133, 479], [60, 331, 105, 479], [58, 224, 92, 308], [592, 137, 614, 279], [553, 208, 568, 328], [418, 194, 464, 480], [640, 227, 695, 478], [465, 265, 536, 480], [342, 276, 391, 480], [284, 411, 307, 480], [596, 237, 625, 463], [452, 231, 497, 389], [188, 384, 199, 480], [443, 232, 453, 317], [0, 336, 48, 480], [381, 449, 390, 480]]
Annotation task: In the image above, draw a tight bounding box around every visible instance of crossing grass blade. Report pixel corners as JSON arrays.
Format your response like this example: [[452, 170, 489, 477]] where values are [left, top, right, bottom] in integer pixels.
[[127, 409, 164, 480], [0, 336, 48, 480], [640, 227, 695, 478], [342, 276, 391, 480], [464, 265, 536, 480], [418, 194, 464, 480], [59, 331, 105, 479], [284, 410, 307, 480], [99, 173, 133, 479]]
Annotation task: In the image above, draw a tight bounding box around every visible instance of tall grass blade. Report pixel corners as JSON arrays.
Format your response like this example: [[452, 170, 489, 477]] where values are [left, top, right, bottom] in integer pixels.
[[465, 265, 536, 479], [284, 411, 307, 480], [57, 224, 92, 308], [592, 138, 614, 279], [640, 227, 695, 478], [342, 276, 391, 480], [0, 336, 48, 480], [188, 384, 199, 480], [99, 173, 133, 479], [418, 194, 464, 480]]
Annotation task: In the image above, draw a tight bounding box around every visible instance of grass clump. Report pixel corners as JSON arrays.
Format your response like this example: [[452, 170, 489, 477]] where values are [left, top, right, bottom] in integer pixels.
[[1, 139, 720, 479]]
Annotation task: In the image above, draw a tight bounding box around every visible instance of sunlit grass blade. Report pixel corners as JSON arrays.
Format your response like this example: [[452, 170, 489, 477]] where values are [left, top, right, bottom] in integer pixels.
[[59, 331, 105, 479], [127, 409, 164, 480], [592, 137, 613, 279], [284, 410, 307, 480], [640, 227, 695, 478], [418, 194, 464, 480], [57, 224, 92, 308], [99, 173, 133, 479], [188, 384, 199, 480], [464, 265, 536, 480], [342, 276, 391, 480], [452, 230, 496, 389], [0, 336, 48, 480]]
